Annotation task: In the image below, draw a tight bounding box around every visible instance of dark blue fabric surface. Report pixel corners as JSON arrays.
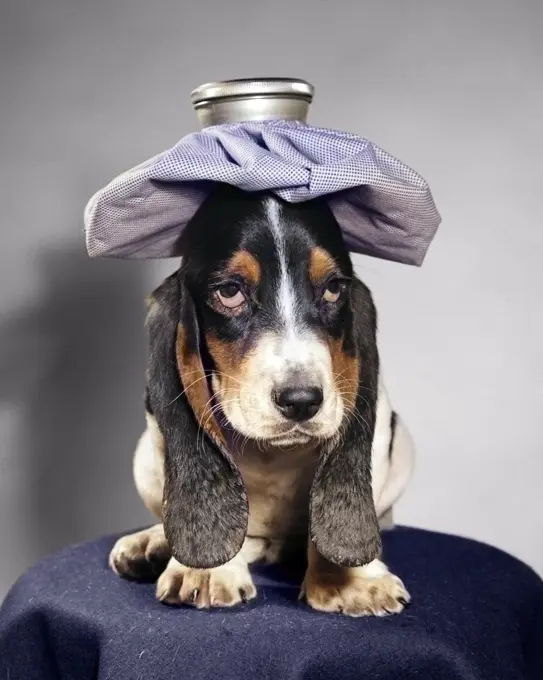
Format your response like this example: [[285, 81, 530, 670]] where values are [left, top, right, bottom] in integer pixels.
[[1, 527, 542, 680]]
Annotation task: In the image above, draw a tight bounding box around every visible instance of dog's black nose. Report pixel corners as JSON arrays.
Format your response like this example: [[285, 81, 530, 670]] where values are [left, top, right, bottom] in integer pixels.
[[274, 386, 323, 421]]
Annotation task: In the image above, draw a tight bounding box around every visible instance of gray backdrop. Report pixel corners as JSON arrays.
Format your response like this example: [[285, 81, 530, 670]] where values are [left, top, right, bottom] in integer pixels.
[[1, 0, 542, 600]]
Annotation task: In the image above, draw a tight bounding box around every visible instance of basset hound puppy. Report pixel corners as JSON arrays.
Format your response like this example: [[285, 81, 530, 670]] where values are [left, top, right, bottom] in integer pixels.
[[109, 184, 415, 617]]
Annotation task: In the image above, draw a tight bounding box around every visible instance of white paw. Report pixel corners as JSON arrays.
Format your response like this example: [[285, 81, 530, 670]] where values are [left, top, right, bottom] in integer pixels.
[[156, 558, 257, 609], [109, 525, 170, 580], [302, 560, 410, 617]]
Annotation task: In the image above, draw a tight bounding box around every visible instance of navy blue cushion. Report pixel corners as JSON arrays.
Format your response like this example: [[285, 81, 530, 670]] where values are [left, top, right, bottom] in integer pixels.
[[1, 527, 542, 680]]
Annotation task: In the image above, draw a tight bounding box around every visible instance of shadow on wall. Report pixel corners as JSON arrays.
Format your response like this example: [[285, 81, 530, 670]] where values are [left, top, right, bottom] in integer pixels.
[[0, 241, 152, 567]]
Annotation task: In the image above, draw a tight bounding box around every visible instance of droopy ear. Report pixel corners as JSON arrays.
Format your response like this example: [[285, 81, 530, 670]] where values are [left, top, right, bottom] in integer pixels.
[[145, 271, 248, 569], [309, 277, 382, 567]]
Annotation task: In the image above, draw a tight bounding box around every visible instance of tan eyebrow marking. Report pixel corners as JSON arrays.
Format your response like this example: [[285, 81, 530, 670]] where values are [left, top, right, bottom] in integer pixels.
[[224, 250, 261, 287], [309, 247, 338, 285]]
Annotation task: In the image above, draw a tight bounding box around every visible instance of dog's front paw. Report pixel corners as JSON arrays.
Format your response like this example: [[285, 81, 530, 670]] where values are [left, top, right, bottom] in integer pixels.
[[109, 525, 171, 580], [156, 558, 257, 609], [302, 557, 410, 617]]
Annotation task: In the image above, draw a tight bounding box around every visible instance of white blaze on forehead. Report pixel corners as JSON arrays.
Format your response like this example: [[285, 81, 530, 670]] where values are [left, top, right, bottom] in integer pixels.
[[265, 197, 298, 334], [262, 197, 330, 390]]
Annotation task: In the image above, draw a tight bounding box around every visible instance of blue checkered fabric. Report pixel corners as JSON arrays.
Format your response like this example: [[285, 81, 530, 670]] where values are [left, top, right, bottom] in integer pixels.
[[84, 120, 441, 265]]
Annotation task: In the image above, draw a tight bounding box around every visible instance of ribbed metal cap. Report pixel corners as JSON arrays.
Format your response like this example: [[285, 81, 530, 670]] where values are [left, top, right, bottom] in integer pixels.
[[190, 78, 314, 128]]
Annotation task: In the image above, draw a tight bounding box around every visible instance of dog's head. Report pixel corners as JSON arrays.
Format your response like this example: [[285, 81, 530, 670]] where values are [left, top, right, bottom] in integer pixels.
[[146, 184, 382, 569]]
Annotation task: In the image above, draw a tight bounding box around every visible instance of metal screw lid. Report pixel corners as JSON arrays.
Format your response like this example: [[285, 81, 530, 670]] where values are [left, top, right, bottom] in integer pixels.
[[190, 77, 315, 128]]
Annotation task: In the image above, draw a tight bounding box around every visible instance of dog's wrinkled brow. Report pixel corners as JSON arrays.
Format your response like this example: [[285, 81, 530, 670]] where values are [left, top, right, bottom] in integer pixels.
[[309, 247, 341, 285], [220, 250, 261, 287]]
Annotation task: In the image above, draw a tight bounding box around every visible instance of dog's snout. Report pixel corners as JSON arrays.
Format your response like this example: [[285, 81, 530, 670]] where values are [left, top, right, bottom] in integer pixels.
[[274, 386, 323, 422]]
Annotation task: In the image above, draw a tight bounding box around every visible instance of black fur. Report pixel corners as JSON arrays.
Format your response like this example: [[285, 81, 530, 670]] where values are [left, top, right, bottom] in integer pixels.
[[144, 388, 153, 416], [146, 272, 248, 569], [388, 411, 398, 460]]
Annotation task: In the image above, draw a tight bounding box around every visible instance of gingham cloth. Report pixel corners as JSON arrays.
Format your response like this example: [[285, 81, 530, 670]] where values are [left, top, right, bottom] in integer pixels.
[[84, 120, 441, 265]]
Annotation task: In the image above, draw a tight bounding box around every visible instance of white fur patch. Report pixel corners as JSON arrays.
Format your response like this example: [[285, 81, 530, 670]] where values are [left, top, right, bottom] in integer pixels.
[[358, 558, 390, 579], [265, 197, 298, 335]]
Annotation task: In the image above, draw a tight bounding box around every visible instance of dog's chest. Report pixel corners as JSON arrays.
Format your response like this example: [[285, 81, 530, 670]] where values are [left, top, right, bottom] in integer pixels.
[[236, 444, 319, 539]]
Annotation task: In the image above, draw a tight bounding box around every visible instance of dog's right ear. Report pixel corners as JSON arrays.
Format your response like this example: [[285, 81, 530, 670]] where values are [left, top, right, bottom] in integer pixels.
[[145, 272, 248, 569], [309, 277, 382, 568]]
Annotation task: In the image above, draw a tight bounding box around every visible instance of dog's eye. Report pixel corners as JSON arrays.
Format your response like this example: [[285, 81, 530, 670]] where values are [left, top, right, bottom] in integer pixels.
[[322, 279, 345, 304], [216, 283, 246, 309]]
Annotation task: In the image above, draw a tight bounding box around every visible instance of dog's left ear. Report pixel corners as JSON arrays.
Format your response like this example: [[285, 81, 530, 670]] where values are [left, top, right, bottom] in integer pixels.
[[146, 271, 248, 569], [309, 278, 382, 567]]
